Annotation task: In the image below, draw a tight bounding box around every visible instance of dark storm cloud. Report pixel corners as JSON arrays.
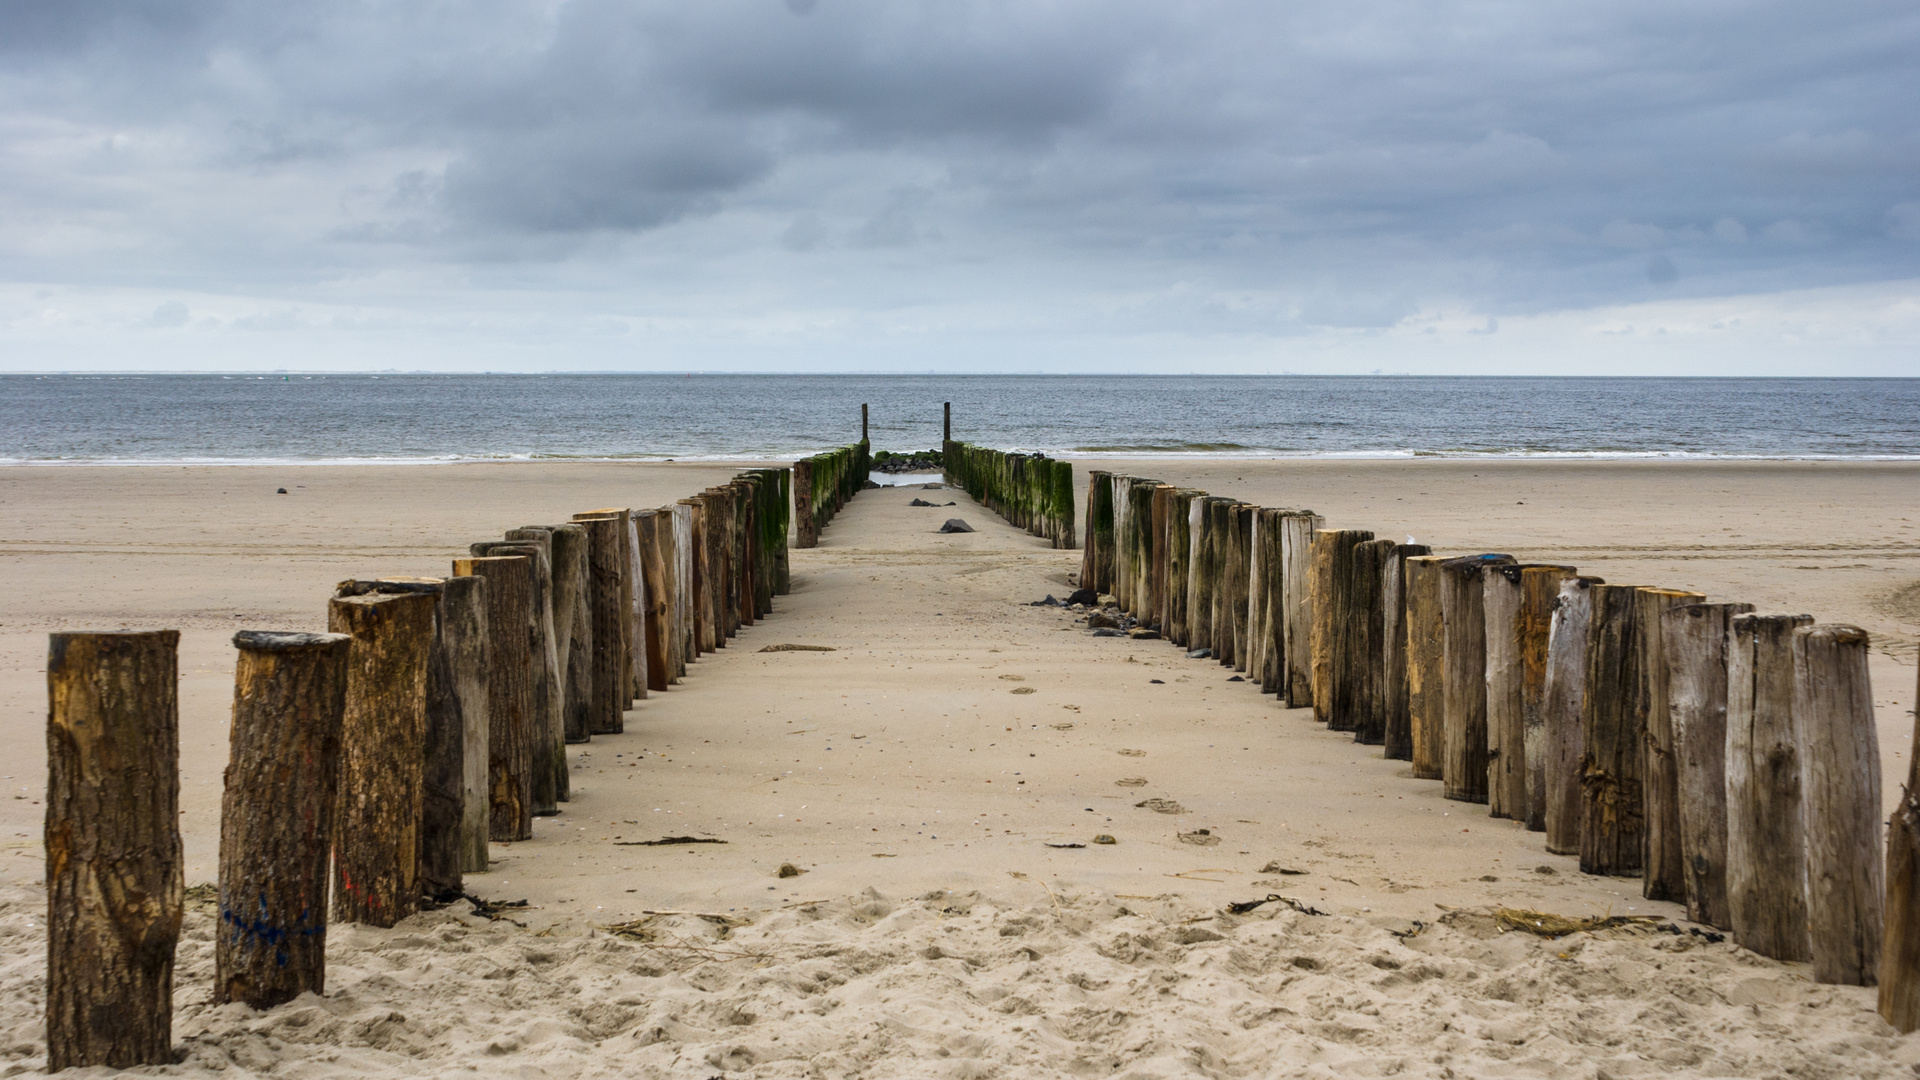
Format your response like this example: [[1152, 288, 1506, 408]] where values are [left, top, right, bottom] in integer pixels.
[[1, 0, 1916, 328]]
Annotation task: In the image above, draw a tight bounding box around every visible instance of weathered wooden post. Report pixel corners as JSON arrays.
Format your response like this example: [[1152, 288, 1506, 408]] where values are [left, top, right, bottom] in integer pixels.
[[216, 630, 349, 1009], [1795, 624, 1883, 986], [1211, 500, 1241, 663], [1542, 575, 1602, 855], [944, 401, 951, 442], [1662, 601, 1751, 928], [1486, 565, 1577, 820], [1254, 509, 1290, 696], [637, 510, 671, 693], [625, 509, 650, 692], [454, 555, 536, 841], [551, 523, 593, 741], [1151, 485, 1173, 629], [333, 576, 482, 896], [861, 402, 868, 442], [1280, 511, 1322, 708], [326, 590, 435, 926], [1726, 611, 1814, 960], [793, 459, 818, 549], [1186, 494, 1213, 651], [45, 630, 184, 1071], [1441, 554, 1512, 801], [671, 501, 696, 671], [1227, 504, 1256, 668], [1349, 537, 1392, 744], [1639, 586, 1705, 902], [474, 539, 563, 813], [1081, 470, 1113, 593], [1381, 542, 1432, 760], [570, 515, 626, 733], [1166, 490, 1195, 646], [1404, 554, 1447, 778], [1245, 509, 1271, 689], [1311, 529, 1377, 729], [1578, 582, 1646, 876], [441, 577, 491, 874], [1882, 662, 1920, 1028], [1519, 565, 1577, 832]]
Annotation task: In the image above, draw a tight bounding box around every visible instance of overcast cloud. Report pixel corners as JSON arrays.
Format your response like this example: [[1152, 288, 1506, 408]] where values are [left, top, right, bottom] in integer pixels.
[[1, 0, 1916, 372]]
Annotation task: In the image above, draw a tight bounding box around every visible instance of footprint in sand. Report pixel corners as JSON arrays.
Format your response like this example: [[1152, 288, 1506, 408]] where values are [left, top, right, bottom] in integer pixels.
[[1115, 777, 1148, 787]]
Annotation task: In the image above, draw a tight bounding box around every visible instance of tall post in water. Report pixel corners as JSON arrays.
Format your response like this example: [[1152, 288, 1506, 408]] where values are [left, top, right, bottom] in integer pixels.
[[862, 403, 869, 443], [944, 402, 951, 443]]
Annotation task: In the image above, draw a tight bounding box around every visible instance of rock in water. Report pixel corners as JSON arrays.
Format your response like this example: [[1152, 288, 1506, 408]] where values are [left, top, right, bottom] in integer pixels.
[[939, 519, 974, 533]]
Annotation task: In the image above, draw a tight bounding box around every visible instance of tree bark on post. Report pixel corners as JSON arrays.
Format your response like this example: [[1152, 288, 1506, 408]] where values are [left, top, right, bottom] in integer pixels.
[[570, 516, 625, 734], [1639, 586, 1705, 902], [1404, 555, 1447, 779], [1543, 575, 1603, 855], [1726, 611, 1813, 961], [1578, 582, 1646, 877], [454, 555, 536, 841], [1382, 542, 1433, 760], [1660, 601, 1750, 927], [1794, 624, 1883, 986], [216, 630, 349, 1009], [1881, 660, 1920, 1029], [550, 523, 593, 741], [326, 591, 435, 927], [45, 630, 184, 1071], [1280, 512, 1322, 709], [1349, 537, 1392, 744], [637, 510, 671, 693], [1441, 554, 1513, 802], [1519, 566, 1577, 832]]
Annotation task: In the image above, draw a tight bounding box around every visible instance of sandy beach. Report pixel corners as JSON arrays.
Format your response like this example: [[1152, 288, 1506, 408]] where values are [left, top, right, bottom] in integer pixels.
[[2, 458, 1917, 1077]]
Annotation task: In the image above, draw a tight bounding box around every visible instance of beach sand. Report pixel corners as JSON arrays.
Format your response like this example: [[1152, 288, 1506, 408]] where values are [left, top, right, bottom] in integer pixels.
[[1, 458, 1916, 1077]]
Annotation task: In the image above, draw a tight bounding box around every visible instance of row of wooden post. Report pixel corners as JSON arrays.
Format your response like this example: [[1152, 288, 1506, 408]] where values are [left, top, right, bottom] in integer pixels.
[[792, 440, 870, 548], [942, 441, 1077, 549], [1080, 468, 1913, 1020], [41, 468, 791, 1070]]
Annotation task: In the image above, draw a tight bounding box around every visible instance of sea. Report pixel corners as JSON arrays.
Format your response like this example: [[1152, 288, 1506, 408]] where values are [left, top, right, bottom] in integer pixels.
[[2, 374, 1915, 464]]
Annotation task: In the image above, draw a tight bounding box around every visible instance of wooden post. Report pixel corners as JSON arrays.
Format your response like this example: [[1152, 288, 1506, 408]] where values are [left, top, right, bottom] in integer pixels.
[[1166, 490, 1195, 646], [1578, 582, 1646, 876], [944, 401, 951, 442], [454, 555, 536, 841], [326, 590, 435, 927], [1795, 624, 1883, 985], [862, 402, 868, 442], [637, 511, 671, 693], [1186, 495, 1213, 652], [1381, 542, 1432, 760], [1211, 500, 1240, 663], [1349, 537, 1392, 744], [333, 576, 481, 896], [1727, 612, 1813, 960], [1255, 509, 1289, 696], [1081, 470, 1113, 594], [625, 509, 650, 691], [1440, 553, 1512, 801], [216, 630, 349, 1009], [1639, 586, 1705, 902], [45, 630, 184, 1071], [1111, 477, 1135, 611], [570, 515, 626, 733], [793, 459, 818, 549], [1519, 566, 1577, 832], [1151, 485, 1173, 630], [1228, 504, 1256, 670], [1280, 512, 1322, 708], [1542, 575, 1603, 855], [1663, 601, 1752, 928], [474, 540, 563, 814], [441, 577, 491, 875], [1484, 565, 1526, 818], [654, 505, 684, 681], [1404, 554, 1447, 779], [1486, 565, 1576, 820], [671, 501, 695, 673], [1309, 528, 1377, 728], [1881, 661, 1920, 1029], [1246, 509, 1271, 689], [551, 523, 593, 742]]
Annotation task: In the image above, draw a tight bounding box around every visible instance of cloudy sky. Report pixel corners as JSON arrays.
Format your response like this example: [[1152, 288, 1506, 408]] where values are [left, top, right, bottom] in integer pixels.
[[2, 0, 1916, 373]]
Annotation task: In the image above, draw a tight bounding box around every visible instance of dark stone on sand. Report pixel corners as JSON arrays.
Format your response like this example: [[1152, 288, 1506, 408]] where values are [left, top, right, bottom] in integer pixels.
[[1065, 588, 1099, 607], [1187, 648, 1212, 660], [939, 518, 974, 533], [1087, 610, 1123, 629], [1091, 628, 1125, 637], [1127, 628, 1160, 640]]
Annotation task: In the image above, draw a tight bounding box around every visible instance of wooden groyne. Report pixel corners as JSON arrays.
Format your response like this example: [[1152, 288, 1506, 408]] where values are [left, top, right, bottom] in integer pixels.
[[41, 466, 791, 1068], [1079, 469, 1900, 1004], [793, 441, 869, 548], [943, 441, 1076, 548]]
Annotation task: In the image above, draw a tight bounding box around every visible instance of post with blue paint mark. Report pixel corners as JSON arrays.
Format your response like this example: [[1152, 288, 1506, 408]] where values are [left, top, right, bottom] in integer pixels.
[[216, 630, 350, 1007]]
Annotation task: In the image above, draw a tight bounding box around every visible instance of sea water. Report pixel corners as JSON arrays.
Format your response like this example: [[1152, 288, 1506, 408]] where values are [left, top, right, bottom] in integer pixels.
[[2, 374, 1914, 463]]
